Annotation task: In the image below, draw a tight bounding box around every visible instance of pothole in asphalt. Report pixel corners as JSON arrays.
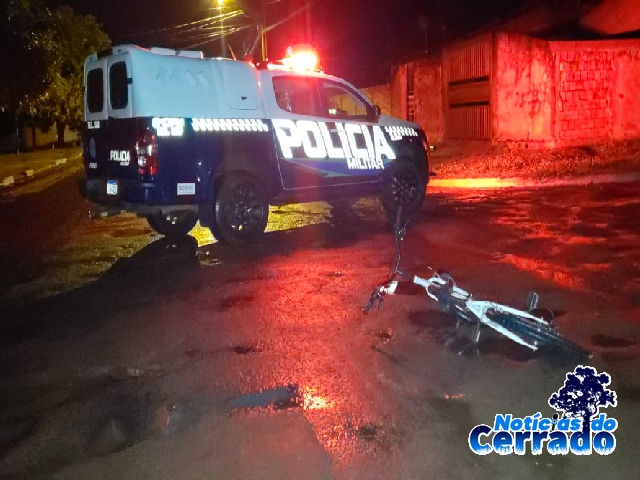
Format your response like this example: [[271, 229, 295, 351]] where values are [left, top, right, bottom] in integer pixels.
[[196, 249, 223, 266], [375, 329, 393, 342], [569, 224, 613, 238], [324, 271, 345, 278], [475, 336, 540, 363], [354, 423, 381, 442], [591, 334, 637, 349], [222, 273, 277, 285], [229, 384, 302, 410], [410, 312, 542, 362], [370, 344, 403, 364], [219, 294, 256, 310], [410, 312, 458, 345], [230, 344, 262, 355]]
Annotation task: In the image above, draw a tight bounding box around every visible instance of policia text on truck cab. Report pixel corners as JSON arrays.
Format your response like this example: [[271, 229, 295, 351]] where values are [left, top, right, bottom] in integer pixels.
[[82, 45, 431, 246]]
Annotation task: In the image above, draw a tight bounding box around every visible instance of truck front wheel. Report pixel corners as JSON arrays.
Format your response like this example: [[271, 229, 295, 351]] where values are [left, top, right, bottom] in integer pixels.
[[380, 160, 426, 215], [211, 173, 269, 246]]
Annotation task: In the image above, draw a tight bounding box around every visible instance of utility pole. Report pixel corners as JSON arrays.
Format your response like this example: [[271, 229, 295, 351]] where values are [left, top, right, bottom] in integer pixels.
[[218, 0, 226, 57], [418, 15, 429, 54], [261, 0, 268, 60]]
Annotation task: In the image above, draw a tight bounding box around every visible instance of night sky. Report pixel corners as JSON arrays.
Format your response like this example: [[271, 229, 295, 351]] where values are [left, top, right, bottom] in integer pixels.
[[49, 0, 532, 85]]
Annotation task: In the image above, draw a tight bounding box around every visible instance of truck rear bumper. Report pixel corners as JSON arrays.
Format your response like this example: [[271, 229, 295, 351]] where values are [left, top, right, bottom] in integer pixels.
[[83, 178, 198, 215]]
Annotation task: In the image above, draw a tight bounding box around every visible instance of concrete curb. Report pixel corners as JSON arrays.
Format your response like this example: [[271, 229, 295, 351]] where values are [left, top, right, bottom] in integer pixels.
[[429, 172, 640, 189], [1, 175, 15, 187], [0, 154, 81, 189]]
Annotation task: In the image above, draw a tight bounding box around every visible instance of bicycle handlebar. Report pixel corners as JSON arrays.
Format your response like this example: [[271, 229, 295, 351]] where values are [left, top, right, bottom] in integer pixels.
[[363, 206, 409, 314]]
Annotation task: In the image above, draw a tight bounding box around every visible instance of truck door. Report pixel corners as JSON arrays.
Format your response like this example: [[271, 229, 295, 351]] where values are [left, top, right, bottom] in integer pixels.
[[107, 54, 133, 119], [270, 76, 390, 190], [84, 53, 138, 181]]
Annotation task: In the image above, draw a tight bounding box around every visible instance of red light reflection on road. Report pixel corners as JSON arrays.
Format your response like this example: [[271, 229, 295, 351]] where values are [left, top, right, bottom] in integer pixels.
[[301, 386, 335, 410]]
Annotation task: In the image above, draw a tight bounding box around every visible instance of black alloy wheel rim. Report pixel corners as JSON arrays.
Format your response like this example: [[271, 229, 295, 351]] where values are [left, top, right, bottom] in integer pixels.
[[391, 168, 419, 206], [222, 184, 263, 234]]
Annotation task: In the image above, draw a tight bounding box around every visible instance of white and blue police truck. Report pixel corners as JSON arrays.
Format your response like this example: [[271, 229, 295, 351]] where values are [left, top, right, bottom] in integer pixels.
[[82, 44, 430, 245]]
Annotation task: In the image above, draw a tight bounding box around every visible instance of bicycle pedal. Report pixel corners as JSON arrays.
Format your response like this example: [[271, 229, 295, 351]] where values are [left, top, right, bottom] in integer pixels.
[[525, 291, 539, 311]]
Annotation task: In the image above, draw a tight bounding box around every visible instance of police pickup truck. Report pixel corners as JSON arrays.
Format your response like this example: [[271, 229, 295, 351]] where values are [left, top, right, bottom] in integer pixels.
[[82, 44, 430, 245]]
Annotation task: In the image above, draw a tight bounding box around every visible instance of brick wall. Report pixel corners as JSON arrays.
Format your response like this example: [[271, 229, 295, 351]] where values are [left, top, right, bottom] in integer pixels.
[[495, 36, 640, 146], [553, 46, 614, 142], [551, 40, 640, 143], [388, 34, 640, 146], [413, 57, 444, 143], [494, 33, 556, 146], [388, 57, 444, 142]]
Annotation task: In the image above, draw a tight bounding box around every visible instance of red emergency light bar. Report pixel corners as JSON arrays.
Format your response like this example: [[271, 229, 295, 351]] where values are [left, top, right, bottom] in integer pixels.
[[256, 45, 321, 73]]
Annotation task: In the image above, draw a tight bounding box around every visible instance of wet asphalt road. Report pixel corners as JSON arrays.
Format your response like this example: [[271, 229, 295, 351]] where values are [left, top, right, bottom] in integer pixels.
[[0, 171, 639, 479]]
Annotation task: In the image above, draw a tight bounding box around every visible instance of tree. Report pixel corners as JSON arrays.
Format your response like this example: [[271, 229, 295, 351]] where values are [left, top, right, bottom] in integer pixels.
[[548, 365, 617, 432], [29, 5, 111, 145], [0, 1, 43, 101], [0, 0, 46, 151]]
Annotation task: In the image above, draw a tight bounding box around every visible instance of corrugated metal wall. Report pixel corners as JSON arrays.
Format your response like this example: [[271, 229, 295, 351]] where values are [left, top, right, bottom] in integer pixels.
[[443, 35, 493, 140]]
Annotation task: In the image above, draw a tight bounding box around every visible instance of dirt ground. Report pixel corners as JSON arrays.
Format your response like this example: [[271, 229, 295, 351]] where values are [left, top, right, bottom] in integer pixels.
[[430, 139, 640, 179]]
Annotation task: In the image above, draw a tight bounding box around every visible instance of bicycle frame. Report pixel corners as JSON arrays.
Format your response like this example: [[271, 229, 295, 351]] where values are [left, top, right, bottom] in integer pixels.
[[364, 207, 576, 353], [415, 275, 552, 350]]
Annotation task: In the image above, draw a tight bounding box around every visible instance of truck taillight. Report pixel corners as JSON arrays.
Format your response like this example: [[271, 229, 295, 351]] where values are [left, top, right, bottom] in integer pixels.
[[136, 127, 158, 176]]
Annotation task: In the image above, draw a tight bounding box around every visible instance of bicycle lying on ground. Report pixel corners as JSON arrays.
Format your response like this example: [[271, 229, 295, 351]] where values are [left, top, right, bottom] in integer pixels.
[[364, 208, 592, 358]]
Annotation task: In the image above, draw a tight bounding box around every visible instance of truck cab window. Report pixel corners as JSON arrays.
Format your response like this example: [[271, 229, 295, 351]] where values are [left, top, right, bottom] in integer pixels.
[[272, 76, 322, 117], [320, 81, 370, 121]]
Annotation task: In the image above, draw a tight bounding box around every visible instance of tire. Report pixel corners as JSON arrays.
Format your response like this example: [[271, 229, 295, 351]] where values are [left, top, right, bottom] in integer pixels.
[[380, 160, 426, 215], [211, 173, 269, 246], [488, 310, 592, 358], [147, 210, 198, 238]]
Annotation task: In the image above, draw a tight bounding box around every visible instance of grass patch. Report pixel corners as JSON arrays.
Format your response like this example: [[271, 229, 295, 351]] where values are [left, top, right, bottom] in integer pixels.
[[0, 147, 81, 163]]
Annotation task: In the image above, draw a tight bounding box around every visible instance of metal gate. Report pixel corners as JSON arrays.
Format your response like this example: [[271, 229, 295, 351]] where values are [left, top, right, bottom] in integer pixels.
[[443, 35, 493, 140]]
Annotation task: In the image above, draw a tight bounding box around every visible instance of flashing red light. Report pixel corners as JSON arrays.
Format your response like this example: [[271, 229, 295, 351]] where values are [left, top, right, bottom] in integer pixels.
[[281, 45, 320, 72]]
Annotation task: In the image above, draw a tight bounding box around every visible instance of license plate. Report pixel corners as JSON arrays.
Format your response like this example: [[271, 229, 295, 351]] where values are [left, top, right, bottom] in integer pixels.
[[106, 180, 118, 196]]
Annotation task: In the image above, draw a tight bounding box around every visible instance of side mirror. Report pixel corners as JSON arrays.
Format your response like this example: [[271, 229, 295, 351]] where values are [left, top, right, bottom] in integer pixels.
[[371, 104, 381, 121]]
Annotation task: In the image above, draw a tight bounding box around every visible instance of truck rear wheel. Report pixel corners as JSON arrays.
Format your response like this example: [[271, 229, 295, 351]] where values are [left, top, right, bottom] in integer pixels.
[[211, 173, 269, 246], [147, 210, 198, 238]]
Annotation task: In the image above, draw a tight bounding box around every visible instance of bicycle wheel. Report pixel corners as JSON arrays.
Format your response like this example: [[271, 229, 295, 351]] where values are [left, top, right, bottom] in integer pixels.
[[487, 310, 592, 358]]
